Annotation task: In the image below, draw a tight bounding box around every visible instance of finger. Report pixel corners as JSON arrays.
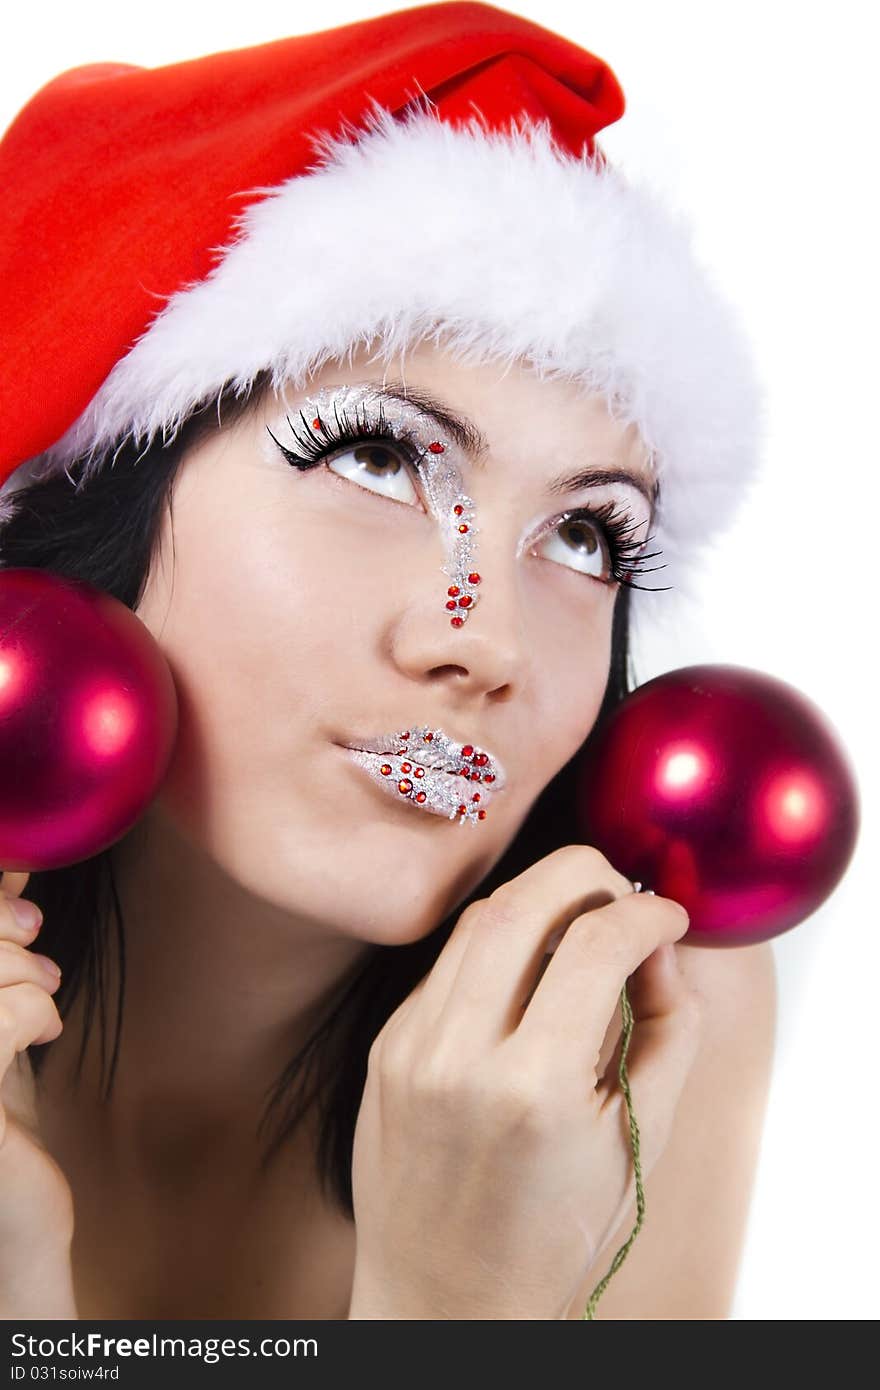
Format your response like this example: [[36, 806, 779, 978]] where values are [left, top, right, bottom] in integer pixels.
[[596, 942, 690, 1092], [0, 871, 31, 899], [513, 892, 690, 1068], [597, 944, 703, 1171], [0, 983, 63, 1077], [0, 888, 42, 942], [426, 844, 636, 1040], [0, 941, 63, 994]]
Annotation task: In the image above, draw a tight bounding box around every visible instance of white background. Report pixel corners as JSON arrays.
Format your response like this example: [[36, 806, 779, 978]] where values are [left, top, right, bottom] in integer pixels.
[[3, 0, 876, 1319]]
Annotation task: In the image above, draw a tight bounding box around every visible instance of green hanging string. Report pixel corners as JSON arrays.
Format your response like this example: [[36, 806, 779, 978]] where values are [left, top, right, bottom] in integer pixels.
[[581, 978, 645, 1319]]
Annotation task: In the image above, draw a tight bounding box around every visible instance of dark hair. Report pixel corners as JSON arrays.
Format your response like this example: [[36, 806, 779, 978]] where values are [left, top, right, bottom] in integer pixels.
[[0, 377, 635, 1220]]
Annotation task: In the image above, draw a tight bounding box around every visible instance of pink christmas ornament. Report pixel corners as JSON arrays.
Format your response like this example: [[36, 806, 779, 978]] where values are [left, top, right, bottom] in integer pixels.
[[575, 664, 859, 946], [0, 568, 178, 872]]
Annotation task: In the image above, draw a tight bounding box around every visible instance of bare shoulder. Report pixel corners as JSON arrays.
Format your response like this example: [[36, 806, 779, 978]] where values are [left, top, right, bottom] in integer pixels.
[[566, 939, 778, 1320], [674, 937, 778, 1054]]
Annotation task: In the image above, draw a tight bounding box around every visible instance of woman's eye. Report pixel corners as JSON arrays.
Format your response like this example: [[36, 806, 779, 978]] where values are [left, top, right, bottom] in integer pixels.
[[532, 514, 611, 582], [326, 440, 421, 506], [323, 437, 616, 584]]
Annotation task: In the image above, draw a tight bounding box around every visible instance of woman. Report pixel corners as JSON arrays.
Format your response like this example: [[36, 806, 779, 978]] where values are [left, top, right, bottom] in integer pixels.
[[0, 3, 776, 1319]]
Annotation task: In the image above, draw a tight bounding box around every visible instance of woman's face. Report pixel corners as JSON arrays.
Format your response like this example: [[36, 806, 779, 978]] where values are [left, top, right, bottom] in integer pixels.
[[134, 342, 655, 942]]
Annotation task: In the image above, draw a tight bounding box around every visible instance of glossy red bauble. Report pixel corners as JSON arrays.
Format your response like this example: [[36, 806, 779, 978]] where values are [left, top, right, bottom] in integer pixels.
[[0, 568, 178, 871], [575, 664, 859, 946]]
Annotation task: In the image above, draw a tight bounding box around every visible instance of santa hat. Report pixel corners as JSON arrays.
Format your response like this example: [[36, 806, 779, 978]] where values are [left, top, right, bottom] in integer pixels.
[[0, 0, 764, 631]]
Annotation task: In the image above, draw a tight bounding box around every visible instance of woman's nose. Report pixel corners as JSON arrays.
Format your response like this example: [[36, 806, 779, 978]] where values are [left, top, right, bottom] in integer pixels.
[[390, 534, 528, 698]]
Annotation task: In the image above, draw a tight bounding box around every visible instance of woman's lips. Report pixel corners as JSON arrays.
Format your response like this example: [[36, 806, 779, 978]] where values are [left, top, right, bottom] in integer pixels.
[[339, 725, 506, 824]]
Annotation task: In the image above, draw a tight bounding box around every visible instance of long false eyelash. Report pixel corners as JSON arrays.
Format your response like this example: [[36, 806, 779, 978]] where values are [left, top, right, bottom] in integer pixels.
[[560, 498, 670, 592], [267, 405, 670, 592], [267, 396, 425, 471]]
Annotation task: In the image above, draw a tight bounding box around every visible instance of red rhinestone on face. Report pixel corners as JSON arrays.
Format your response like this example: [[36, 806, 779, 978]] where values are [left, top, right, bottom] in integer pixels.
[[414, 767, 425, 778], [458, 596, 472, 608], [457, 804, 467, 815], [451, 616, 464, 627], [478, 809, 487, 820], [424, 732, 434, 741], [415, 791, 427, 803], [483, 773, 495, 783], [401, 762, 411, 773], [468, 573, 481, 585], [447, 585, 460, 596], [475, 753, 489, 766], [446, 600, 457, 611], [458, 524, 469, 534], [471, 793, 481, 802], [398, 779, 413, 794], [461, 745, 474, 758], [453, 505, 464, 516], [428, 441, 445, 454], [380, 764, 392, 776], [312, 417, 321, 430]]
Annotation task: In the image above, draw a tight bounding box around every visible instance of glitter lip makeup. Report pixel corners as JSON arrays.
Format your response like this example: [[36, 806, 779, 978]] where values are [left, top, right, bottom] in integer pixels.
[[340, 725, 506, 825]]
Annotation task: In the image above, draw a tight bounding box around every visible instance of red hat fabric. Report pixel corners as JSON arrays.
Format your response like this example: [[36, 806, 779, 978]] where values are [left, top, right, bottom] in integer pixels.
[[0, 1, 623, 481], [0, 1, 764, 623]]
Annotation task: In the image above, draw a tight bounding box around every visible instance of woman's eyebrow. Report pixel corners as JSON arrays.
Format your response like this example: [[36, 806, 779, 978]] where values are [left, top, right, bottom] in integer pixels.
[[372, 381, 659, 511]]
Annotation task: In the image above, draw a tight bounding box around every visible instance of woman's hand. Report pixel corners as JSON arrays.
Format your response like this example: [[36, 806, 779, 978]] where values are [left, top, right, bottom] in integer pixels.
[[0, 870, 79, 1320], [348, 844, 704, 1320]]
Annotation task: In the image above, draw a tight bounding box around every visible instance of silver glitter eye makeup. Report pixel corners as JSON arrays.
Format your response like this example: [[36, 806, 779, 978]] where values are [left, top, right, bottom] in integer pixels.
[[265, 382, 667, 609], [268, 384, 484, 627]]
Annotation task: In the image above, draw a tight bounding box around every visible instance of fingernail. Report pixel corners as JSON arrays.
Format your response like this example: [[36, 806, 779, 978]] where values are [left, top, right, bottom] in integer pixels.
[[10, 899, 42, 932], [33, 953, 61, 979]]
